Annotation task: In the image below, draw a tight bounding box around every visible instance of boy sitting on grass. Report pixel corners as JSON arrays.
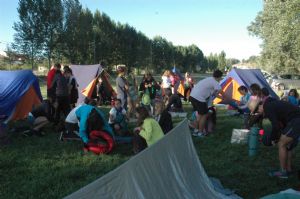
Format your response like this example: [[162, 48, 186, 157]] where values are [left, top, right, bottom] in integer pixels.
[[109, 99, 129, 136]]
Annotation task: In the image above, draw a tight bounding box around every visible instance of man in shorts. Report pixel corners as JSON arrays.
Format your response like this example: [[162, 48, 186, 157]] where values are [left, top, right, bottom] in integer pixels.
[[189, 70, 225, 136], [257, 98, 300, 178]]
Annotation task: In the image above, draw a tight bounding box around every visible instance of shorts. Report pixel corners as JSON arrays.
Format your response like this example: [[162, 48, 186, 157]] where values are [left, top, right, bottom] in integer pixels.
[[189, 96, 208, 115], [282, 118, 300, 151]]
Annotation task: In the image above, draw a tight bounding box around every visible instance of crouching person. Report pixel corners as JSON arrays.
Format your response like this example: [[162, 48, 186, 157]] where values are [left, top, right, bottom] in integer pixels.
[[132, 106, 164, 154], [76, 104, 114, 154]]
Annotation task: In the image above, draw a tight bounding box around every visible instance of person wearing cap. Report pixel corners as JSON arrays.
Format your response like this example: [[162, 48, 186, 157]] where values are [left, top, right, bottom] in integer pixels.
[[116, 65, 128, 109], [257, 98, 300, 178]]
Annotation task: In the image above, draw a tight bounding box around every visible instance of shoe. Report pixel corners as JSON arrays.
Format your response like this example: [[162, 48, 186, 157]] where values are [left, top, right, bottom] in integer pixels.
[[22, 130, 33, 137], [268, 170, 288, 179], [192, 130, 205, 137]]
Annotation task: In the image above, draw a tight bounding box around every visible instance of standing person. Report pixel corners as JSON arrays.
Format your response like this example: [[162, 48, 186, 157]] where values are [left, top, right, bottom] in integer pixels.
[[139, 71, 159, 115], [127, 70, 139, 118], [51, 68, 70, 124], [64, 67, 78, 108], [46, 63, 61, 121], [116, 65, 128, 109], [47, 63, 61, 101], [189, 70, 225, 136], [161, 70, 172, 94], [183, 72, 194, 101], [257, 98, 300, 178]]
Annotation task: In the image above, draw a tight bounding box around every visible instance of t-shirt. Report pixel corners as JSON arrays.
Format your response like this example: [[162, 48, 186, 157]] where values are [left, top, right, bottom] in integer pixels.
[[116, 76, 126, 100], [47, 68, 56, 89], [190, 77, 221, 102], [65, 104, 83, 124], [109, 107, 126, 124], [162, 76, 171, 88]]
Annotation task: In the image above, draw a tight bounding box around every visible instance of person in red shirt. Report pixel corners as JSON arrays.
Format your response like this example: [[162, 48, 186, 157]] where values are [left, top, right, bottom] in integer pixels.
[[47, 63, 61, 100]]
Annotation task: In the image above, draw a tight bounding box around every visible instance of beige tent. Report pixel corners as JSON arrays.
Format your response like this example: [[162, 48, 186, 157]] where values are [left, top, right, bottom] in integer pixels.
[[64, 119, 240, 199]]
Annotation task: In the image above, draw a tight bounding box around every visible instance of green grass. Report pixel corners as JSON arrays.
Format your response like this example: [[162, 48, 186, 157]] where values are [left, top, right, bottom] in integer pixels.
[[1, 74, 300, 199], [1, 104, 299, 199]]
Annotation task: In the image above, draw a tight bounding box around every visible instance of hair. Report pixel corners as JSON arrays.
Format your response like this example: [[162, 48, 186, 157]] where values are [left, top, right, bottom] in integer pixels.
[[155, 100, 165, 115], [115, 98, 122, 104], [288, 89, 299, 98], [54, 63, 61, 69], [261, 87, 269, 97], [250, 83, 262, 96], [213, 70, 223, 78], [89, 99, 97, 106], [163, 70, 170, 76], [165, 88, 172, 97], [136, 106, 150, 126], [87, 108, 104, 132], [238, 85, 248, 92]]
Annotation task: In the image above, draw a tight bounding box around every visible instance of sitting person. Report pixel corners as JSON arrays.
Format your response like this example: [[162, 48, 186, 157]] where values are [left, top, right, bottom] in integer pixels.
[[108, 99, 129, 136], [23, 100, 51, 137], [165, 88, 183, 112], [154, 100, 173, 134], [284, 89, 299, 106], [132, 106, 164, 154]]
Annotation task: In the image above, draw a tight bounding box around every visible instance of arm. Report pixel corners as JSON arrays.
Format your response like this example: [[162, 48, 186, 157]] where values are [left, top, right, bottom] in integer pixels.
[[76, 108, 89, 144], [139, 119, 153, 141], [264, 104, 281, 141], [95, 108, 114, 136]]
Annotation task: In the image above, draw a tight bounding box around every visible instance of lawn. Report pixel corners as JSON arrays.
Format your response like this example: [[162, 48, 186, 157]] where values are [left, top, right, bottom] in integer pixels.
[[1, 74, 299, 199]]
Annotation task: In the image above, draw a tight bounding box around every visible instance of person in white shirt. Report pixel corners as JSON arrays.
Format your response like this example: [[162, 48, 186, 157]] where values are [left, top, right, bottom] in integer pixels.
[[189, 70, 225, 137], [109, 99, 129, 136]]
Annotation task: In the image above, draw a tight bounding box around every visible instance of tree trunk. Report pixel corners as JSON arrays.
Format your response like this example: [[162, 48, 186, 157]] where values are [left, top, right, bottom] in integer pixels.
[[31, 44, 34, 71]]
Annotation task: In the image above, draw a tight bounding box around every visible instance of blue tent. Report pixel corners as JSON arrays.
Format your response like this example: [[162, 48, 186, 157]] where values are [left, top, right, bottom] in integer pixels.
[[0, 70, 42, 121], [214, 68, 278, 104]]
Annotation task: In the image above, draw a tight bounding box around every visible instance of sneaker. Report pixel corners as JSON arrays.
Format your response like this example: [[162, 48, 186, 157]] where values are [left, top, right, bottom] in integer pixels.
[[268, 170, 288, 179], [192, 130, 205, 137]]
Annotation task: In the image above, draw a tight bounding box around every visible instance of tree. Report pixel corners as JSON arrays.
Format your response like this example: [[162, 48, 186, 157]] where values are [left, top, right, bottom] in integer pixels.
[[248, 0, 300, 73], [41, 0, 63, 68], [13, 0, 44, 70], [62, 0, 82, 64], [218, 50, 226, 71]]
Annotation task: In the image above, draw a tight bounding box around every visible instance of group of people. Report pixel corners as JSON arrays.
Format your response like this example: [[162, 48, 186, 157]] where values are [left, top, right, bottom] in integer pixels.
[[25, 63, 300, 178], [227, 82, 300, 179], [41, 64, 199, 154]]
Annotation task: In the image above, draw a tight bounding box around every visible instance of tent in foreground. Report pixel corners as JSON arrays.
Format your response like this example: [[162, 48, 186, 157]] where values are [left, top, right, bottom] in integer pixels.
[[70, 64, 116, 104], [64, 119, 241, 199], [214, 68, 279, 104], [71, 64, 130, 144], [0, 70, 42, 122]]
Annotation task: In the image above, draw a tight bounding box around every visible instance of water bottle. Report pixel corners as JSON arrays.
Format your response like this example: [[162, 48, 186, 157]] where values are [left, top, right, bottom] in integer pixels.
[[248, 126, 259, 156]]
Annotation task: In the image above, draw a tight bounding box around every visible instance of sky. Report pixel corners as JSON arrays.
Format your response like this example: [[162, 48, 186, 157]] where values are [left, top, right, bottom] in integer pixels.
[[0, 0, 263, 60]]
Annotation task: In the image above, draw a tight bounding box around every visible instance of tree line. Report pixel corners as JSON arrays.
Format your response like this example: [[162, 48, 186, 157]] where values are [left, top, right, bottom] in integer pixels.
[[248, 0, 300, 74], [12, 0, 237, 73]]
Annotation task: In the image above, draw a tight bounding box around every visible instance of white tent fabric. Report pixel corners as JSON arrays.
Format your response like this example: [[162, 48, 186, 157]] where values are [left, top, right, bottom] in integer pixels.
[[70, 64, 103, 103], [64, 119, 238, 199]]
